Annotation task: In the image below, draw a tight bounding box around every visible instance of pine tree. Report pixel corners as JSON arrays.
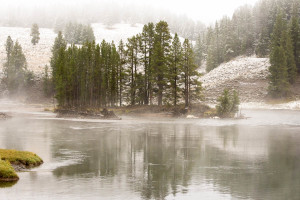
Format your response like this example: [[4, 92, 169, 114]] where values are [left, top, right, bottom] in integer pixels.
[[5, 36, 14, 64], [64, 22, 95, 44], [169, 33, 182, 106], [118, 40, 126, 106], [153, 21, 171, 106], [4, 40, 27, 94], [216, 89, 240, 118], [3, 36, 14, 86], [216, 89, 231, 118], [43, 65, 52, 97], [30, 23, 40, 45], [140, 23, 155, 105], [126, 35, 139, 105], [281, 30, 297, 84], [289, 5, 300, 72], [268, 11, 290, 97], [255, 27, 270, 57], [230, 90, 240, 113], [269, 45, 290, 97], [51, 31, 66, 84], [194, 34, 204, 67], [182, 39, 202, 107]]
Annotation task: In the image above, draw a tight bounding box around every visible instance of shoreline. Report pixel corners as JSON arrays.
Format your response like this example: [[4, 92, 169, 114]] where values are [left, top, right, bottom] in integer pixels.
[[0, 149, 43, 183]]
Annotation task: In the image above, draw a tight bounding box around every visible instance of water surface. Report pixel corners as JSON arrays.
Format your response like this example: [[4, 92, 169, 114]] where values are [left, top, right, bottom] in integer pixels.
[[0, 108, 299, 200]]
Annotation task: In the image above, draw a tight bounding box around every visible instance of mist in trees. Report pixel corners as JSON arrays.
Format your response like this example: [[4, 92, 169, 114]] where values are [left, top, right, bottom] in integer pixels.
[[59, 22, 96, 45], [2, 36, 33, 96]]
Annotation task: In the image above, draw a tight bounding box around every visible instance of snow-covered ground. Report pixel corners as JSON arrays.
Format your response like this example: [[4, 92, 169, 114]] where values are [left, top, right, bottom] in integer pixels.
[[92, 23, 143, 44], [200, 56, 270, 103], [0, 23, 144, 75], [0, 27, 56, 75]]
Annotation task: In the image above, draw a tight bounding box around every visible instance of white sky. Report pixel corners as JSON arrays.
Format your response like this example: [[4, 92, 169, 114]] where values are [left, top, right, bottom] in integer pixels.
[[124, 0, 259, 24], [1, 0, 260, 25]]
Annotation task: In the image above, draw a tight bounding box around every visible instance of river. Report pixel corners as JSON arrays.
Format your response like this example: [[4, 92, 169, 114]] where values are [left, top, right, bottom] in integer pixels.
[[0, 102, 299, 200]]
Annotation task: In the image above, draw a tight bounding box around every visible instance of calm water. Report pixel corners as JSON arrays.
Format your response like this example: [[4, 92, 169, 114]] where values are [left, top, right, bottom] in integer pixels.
[[0, 108, 300, 200]]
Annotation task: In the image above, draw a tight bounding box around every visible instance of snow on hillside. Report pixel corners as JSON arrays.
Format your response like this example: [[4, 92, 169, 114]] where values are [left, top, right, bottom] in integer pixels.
[[200, 56, 270, 103], [0, 27, 56, 75], [0, 23, 144, 76], [92, 23, 143, 44]]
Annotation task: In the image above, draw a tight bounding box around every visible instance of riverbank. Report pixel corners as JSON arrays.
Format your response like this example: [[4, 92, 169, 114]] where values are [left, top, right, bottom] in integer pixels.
[[54, 103, 215, 119], [0, 149, 43, 182]]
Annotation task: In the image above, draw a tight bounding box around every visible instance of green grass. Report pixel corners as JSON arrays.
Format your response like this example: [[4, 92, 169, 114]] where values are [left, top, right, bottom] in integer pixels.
[[0, 149, 43, 167], [0, 160, 19, 180]]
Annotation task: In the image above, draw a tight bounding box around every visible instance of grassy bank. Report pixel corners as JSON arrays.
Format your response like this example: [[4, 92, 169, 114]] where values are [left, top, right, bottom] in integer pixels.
[[0, 149, 43, 167], [0, 149, 43, 183], [0, 160, 19, 181]]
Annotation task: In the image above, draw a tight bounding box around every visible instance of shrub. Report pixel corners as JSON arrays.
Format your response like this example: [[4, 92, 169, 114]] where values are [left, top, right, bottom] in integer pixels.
[[216, 89, 240, 118]]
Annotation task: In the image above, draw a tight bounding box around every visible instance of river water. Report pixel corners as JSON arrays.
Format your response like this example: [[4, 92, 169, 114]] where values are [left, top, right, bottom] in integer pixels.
[[0, 104, 300, 200]]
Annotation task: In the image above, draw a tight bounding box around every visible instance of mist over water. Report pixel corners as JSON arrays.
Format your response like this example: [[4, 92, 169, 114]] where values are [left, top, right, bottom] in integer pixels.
[[0, 104, 299, 199]]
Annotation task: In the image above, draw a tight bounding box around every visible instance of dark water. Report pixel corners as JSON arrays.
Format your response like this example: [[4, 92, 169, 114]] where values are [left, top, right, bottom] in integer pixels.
[[0, 109, 300, 200]]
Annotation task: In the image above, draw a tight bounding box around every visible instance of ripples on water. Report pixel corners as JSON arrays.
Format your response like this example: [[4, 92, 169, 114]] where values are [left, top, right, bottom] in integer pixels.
[[0, 108, 299, 200]]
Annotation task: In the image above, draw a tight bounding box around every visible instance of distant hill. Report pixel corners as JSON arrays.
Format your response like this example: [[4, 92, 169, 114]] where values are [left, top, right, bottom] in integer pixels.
[[0, 23, 144, 76]]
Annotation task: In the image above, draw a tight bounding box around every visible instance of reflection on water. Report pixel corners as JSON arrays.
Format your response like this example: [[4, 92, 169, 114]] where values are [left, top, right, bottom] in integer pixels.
[[0, 110, 300, 200]]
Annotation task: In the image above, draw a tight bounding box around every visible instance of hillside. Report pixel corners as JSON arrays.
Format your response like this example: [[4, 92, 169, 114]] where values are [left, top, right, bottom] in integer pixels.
[[0, 23, 144, 76], [200, 56, 270, 103]]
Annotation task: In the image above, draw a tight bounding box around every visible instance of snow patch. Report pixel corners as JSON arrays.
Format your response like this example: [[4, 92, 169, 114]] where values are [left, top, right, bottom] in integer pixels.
[[199, 56, 270, 103]]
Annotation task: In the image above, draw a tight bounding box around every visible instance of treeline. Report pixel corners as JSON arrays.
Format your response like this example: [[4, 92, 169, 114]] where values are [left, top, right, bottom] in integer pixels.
[[193, 0, 300, 72], [54, 22, 95, 45], [49, 21, 202, 109]]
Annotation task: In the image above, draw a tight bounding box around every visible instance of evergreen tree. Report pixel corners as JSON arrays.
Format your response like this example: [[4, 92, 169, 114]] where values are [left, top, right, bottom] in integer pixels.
[[255, 27, 270, 57], [269, 45, 290, 97], [30, 23, 40, 45], [51, 31, 67, 84], [231, 90, 240, 113], [153, 21, 171, 106], [140, 23, 155, 105], [281, 30, 297, 84], [289, 5, 300, 72], [268, 11, 292, 97], [194, 34, 204, 67], [64, 22, 95, 44], [3, 39, 27, 94], [216, 89, 240, 118], [182, 39, 202, 107], [43, 65, 52, 97], [118, 40, 126, 106], [126, 35, 139, 105], [169, 33, 182, 106], [4, 36, 14, 75], [216, 89, 231, 118]]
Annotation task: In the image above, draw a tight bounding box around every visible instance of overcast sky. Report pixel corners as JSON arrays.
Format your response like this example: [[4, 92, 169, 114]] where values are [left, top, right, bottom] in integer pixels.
[[136, 0, 259, 24], [2, 0, 259, 25]]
